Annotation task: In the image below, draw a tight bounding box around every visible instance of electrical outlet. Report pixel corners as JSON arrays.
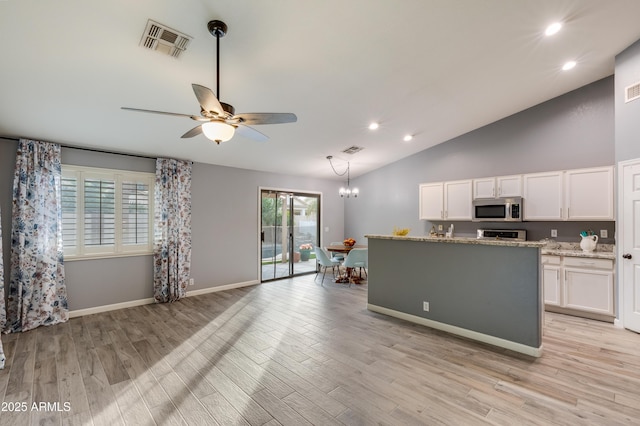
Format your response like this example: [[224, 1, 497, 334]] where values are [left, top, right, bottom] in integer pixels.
[[600, 229, 608, 238], [437, 225, 443, 231], [551, 229, 557, 238], [423, 301, 430, 312], [189, 278, 195, 286]]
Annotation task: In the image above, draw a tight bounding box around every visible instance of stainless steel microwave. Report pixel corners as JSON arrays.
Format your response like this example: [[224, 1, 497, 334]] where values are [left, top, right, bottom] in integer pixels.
[[472, 197, 523, 222]]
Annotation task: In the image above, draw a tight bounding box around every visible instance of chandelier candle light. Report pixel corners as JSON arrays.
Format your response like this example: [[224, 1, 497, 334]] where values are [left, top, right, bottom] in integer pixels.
[[327, 155, 359, 198]]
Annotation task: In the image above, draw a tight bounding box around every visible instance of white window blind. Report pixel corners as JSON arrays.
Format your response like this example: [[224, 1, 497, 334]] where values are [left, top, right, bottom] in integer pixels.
[[61, 165, 154, 259]]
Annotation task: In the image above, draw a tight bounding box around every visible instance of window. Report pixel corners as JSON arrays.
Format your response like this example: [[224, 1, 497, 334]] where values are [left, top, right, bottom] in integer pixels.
[[61, 165, 154, 259]]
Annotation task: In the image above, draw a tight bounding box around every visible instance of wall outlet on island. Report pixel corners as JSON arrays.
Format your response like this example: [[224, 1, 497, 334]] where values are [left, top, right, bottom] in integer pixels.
[[189, 278, 195, 286], [551, 229, 557, 238], [423, 301, 430, 312]]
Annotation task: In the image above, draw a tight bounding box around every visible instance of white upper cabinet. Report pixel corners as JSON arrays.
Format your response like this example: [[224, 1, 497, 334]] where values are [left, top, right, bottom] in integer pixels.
[[421, 166, 613, 222], [444, 180, 472, 220], [523, 171, 564, 220], [419, 180, 472, 220], [497, 175, 522, 198], [523, 166, 614, 221], [419, 182, 444, 220], [474, 175, 522, 199], [565, 166, 614, 220], [473, 178, 496, 199]]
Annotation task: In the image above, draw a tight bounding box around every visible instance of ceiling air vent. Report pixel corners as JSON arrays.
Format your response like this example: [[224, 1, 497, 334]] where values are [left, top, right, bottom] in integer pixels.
[[625, 82, 640, 103], [342, 146, 364, 155], [140, 19, 192, 58]]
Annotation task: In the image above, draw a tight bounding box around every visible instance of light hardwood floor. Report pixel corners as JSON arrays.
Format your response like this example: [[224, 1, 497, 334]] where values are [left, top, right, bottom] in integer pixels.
[[0, 275, 639, 425]]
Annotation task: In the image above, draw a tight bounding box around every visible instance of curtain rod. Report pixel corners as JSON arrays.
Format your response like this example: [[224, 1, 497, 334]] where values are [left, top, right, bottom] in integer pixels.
[[1, 136, 157, 160]]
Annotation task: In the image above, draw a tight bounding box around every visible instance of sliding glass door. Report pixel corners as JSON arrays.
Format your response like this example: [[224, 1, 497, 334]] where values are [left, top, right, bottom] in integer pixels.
[[260, 190, 320, 281]]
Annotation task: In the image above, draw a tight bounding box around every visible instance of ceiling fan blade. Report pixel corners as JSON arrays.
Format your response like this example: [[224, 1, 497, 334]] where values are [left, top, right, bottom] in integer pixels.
[[181, 125, 203, 138], [121, 107, 201, 120], [235, 112, 297, 125], [192, 84, 225, 116], [236, 124, 269, 142]]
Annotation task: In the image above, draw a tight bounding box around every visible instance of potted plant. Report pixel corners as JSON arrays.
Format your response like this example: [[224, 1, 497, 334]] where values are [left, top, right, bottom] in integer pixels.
[[299, 244, 313, 261]]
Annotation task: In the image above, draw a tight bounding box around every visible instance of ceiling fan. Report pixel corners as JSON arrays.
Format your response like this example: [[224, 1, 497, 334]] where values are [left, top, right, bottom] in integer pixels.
[[122, 20, 297, 144]]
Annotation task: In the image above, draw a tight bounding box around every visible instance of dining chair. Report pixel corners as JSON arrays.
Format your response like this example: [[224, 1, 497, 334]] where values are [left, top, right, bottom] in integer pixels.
[[342, 248, 368, 285], [329, 242, 345, 262], [314, 247, 341, 284]]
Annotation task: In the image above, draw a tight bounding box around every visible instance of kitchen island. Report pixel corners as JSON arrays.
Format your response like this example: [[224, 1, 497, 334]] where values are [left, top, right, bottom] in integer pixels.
[[365, 234, 546, 357]]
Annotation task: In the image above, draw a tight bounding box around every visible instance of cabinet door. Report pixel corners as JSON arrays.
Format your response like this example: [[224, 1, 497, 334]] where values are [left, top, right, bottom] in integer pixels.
[[543, 265, 562, 306], [523, 172, 564, 220], [473, 178, 495, 199], [497, 175, 522, 197], [565, 166, 614, 220], [564, 268, 614, 315], [419, 183, 444, 220], [444, 180, 472, 220]]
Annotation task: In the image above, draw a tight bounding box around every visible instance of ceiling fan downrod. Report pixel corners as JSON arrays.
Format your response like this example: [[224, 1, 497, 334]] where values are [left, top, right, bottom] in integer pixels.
[[208, 20, 227, 104]]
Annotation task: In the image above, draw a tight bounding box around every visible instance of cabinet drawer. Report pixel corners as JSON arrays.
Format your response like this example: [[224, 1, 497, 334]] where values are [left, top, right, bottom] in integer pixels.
[[541, 255, 560, 265], [563, 257, 613, 270]]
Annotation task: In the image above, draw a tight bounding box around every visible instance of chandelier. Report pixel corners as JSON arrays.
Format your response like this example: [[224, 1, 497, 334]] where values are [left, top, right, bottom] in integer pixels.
[[327, 156, 359, 198]]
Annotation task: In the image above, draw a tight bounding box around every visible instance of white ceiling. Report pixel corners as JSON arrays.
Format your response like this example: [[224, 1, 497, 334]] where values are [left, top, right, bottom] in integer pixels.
[[2, 1, 640, 180]]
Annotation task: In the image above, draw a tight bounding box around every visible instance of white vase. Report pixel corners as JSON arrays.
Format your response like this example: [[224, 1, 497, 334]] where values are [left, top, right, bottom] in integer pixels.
[[579, 235, 598, 252]]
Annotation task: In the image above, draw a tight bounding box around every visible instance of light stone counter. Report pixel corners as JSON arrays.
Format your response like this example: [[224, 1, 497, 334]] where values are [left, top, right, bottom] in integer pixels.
[[365, 234, 546, 249], [540, 242, 615, 260]]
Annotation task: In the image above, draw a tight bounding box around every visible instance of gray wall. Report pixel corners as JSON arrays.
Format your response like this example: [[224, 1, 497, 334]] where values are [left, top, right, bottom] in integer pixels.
[[368, 238, 541, 348], [0, 138, 345, 311], [615, 39, 640, 163], [346, 77, 616, 244]]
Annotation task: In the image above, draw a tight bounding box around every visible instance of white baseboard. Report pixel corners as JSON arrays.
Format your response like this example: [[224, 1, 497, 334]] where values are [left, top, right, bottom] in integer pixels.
[[69, 297, 155, 318], [186, 280, 259, 297], [68, 280, 261, 318], [367, 303, 543, 358]]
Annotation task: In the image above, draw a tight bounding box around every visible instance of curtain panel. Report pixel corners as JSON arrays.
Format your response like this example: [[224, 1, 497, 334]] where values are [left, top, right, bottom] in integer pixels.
[[7, 139, 68, 333], [154, 158, 192, 303], [0, 206, 5, 368]]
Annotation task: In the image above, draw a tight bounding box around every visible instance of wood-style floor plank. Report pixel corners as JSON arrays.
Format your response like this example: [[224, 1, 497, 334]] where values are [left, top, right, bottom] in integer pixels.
[[0, 274, 639, 425]]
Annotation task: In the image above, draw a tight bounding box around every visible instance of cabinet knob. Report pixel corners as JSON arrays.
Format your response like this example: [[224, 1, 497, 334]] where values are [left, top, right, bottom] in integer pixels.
[[622, 253, 632, 259]]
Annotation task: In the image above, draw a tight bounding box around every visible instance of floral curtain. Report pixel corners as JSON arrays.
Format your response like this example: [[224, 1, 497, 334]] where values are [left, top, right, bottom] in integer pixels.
[[7, 139, 68, 333], [0, 205, 5, 369], [154, 158, 192, 303]]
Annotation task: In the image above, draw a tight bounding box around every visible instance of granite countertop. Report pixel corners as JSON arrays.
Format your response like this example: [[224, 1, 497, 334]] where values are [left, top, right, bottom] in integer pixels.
[[540, 241, 616, 260], [365, 234, 546, 248]]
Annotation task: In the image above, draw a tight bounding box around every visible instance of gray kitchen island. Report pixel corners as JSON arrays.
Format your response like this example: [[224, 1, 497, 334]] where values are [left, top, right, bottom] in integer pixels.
[[365, 234, 546, 357]]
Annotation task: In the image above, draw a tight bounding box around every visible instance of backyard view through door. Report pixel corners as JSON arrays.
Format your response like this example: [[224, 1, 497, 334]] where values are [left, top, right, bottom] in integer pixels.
[[261, 190, 320, 281]]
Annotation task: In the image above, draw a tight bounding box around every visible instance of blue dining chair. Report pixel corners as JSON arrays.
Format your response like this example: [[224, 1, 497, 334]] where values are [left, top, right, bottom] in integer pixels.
[[342, 248, 368, 285], [314, 247, 341, 284], [329, 242, 346, 262]]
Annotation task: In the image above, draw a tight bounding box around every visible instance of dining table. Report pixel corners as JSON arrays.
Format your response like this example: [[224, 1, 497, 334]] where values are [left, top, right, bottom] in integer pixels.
[[325, 244, 367, 283]]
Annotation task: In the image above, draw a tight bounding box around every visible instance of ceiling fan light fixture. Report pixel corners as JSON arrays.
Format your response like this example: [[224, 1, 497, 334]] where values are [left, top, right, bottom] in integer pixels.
[[202, 121, 235, 143]]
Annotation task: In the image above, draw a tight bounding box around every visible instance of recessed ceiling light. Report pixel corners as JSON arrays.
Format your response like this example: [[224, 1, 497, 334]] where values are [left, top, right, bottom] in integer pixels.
[[545, 22, 562, 36], [562, 60, 576, 71], [368, 122, 379, 130], [403, 135, 413, 142]]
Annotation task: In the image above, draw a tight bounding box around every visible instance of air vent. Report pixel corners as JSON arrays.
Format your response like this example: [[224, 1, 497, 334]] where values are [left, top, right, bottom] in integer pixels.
[[140, 20, 192, 58], [625, 82, 640, 103], [342, 146, 364, 155]]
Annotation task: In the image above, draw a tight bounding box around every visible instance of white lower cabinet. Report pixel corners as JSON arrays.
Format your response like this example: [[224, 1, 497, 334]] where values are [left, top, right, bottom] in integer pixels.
[[542, 255, 614, 319], [541, 256, 561, 306]]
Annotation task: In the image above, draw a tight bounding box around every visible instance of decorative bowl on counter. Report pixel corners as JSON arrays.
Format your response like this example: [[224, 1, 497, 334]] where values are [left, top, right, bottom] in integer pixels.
[[343, 238, 356, 247], [393, 227, 410, 236]]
